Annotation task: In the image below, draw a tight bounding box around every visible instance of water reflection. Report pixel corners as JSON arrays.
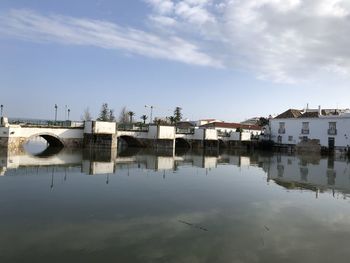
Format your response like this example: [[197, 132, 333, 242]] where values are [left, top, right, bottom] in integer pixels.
[[1, 148, 350, 262], [2, 147, 350, 198]]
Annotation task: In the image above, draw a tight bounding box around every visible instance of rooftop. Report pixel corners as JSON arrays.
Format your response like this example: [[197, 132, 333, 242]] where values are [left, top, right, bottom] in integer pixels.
[[200, 122, 261, 130]]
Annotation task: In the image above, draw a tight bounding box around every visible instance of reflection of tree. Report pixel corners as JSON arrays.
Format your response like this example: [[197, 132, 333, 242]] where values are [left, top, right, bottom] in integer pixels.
[[277, 155, 281, 163], [300, 167, 309, 182], [277, 164, 284, 177], [327, 170, 336, 185]]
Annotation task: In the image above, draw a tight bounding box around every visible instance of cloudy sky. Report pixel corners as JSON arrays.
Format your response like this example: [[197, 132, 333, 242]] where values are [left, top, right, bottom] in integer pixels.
[[1, 0, 350, 121]]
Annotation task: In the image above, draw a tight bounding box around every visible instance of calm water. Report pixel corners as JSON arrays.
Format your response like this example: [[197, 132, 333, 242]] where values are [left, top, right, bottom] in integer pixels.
[[1, 146, 350, 263]]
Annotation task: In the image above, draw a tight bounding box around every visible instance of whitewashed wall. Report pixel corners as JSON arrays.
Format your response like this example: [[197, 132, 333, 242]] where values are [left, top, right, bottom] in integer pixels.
[[270, 116, 350, 147], [204, 129, 218, 140], [157, 126, 176, 139], [5, 126, 84, 139]]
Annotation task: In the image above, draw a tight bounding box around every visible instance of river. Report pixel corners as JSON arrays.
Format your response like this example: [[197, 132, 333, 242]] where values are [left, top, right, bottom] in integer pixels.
[[0, 146, 349, 262]]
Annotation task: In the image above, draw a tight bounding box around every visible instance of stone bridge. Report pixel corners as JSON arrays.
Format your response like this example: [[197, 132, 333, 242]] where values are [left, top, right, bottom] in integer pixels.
[[0, 120, 254, 151], [0, 124, 84, 150]]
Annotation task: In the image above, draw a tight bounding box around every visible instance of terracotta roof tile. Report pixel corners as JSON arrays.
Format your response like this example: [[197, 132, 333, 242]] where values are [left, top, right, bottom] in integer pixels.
[[275, 109, 302, 119]]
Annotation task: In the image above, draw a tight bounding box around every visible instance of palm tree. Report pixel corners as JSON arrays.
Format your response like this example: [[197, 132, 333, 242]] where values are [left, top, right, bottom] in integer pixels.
[[128, 111, 135, 123], [141, 115, 148, 124]]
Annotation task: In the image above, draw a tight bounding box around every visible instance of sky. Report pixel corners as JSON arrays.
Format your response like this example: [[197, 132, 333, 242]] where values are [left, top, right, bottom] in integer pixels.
[[1, 0, 350, 122]]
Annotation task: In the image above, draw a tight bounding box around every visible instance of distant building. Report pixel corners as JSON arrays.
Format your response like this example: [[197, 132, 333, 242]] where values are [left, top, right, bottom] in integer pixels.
[[240, 117, 260, 126], [268, 107, 350, 152], [196, 119, 223, 127], [176, 121, 196, 129], [200, 122, 262, 136]]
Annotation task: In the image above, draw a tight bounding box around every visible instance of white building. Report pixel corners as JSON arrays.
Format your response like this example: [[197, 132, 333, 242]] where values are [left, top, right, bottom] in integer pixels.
[[268, 108, 350, 151], [200, 122, 262, 136]]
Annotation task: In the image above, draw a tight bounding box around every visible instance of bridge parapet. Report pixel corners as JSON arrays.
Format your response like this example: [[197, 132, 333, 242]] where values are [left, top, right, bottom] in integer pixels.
[[0, 125, 84, 149]]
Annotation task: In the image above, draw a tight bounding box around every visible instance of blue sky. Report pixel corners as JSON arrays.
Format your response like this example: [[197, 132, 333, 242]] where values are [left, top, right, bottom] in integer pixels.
[[1, 0, 350, 122]]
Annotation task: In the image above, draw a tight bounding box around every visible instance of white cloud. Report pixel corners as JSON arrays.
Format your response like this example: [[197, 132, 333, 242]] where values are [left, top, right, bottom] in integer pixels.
[[144, 0, 175, 14], [0, 9, 222, 68], [2, 1, 350, 83], [145, 0, 350, 83]]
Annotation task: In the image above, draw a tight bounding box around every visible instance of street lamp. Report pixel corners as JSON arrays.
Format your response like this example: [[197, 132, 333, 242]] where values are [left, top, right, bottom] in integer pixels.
[[68, 109, 71, 121], [0, 104, 3, 117], [145, 105, 154, 124], [54, 104, 58, 123]]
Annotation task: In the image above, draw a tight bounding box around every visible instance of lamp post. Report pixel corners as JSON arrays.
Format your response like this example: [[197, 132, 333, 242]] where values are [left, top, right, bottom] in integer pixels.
[[54, 104, 58, 123], [0, 104, 3, 117], [145, 105, 154, 124], [68, 109, 71, 121]]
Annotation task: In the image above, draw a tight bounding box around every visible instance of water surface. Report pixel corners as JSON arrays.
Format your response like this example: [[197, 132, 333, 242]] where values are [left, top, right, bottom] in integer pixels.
[[0, 147, 350, 263]]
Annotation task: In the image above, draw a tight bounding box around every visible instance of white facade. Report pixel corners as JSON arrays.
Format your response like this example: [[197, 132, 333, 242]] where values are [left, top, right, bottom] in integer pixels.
[[269, 114, 350, 149], [0, 126, 84, 140], [84, 121, 116, 134], [210, 126, 261, 136]]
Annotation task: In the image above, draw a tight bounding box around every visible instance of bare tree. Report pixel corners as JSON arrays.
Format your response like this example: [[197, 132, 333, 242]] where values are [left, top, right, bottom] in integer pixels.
[[118, 106, 129, 123], [81, 107, 93, 121]]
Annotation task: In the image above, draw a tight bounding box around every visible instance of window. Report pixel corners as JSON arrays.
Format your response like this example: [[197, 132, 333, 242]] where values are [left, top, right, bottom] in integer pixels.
[[328, 122, 337, 135], [288, 136, 293, 142], [278, 122, 285, 134], [301, 122, 309, 134]]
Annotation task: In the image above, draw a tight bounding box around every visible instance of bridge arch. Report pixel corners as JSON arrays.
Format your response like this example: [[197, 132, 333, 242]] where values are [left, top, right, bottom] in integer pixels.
[[218, 139, 227, 149], [175, 138, 191, 149], [27, 133, 65, 148], [118, 135, 143, 148]]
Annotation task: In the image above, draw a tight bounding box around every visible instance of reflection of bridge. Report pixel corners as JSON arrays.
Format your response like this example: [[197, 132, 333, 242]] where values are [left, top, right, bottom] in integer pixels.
[[2, 146, 350, 198], [0, 120, 254, 151], [0, 148, 249, 175]]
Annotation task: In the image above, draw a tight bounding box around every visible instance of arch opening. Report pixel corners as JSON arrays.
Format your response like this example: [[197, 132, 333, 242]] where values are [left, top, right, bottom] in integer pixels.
[[40, 135, 64, 148], [118, 136, 143, 148], [175, 138, 191, 149], [24, 134, 64, 156], [218, 139, 227, 149]]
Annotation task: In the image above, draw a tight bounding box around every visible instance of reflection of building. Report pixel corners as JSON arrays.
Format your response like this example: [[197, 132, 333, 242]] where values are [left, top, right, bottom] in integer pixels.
[[2, 145, 350, 199], [266, 154, 350, 195]]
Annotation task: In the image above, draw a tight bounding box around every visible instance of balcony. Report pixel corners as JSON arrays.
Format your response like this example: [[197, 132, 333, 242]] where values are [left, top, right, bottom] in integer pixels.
[[301, 129, 309, 134], [278, 128, 285, 134], [328, 129, 337, 135]]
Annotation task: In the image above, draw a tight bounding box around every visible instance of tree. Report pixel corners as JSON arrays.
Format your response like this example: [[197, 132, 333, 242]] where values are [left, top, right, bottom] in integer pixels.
[[97, 103, 109, 121], [257, 117, 269, 127], [174, 107, 182, 123], [141, 115, 148, 124], [168, 116, 176, 125], [128, 111, 135, 123], [236, 127, 243, 133], [97, 103, 115, 121], [109, 109, 115, 122], [118, 106, 129, 123], [81, 107, 93, 121]]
